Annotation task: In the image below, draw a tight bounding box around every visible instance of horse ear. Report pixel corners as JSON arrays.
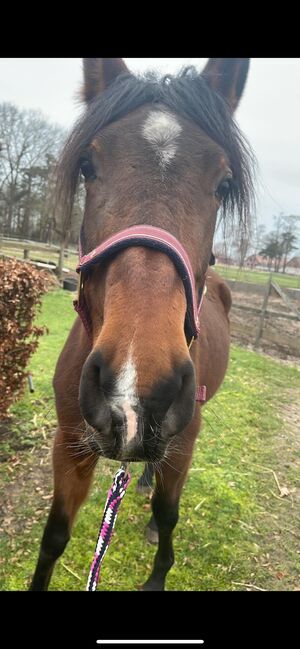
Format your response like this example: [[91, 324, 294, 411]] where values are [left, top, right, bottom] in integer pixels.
[[201, 58, 250, 111], [82, 58, 129, 103]]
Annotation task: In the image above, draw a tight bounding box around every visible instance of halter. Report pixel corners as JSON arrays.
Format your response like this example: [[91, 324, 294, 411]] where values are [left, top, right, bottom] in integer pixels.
[[74, 224, 207, 403]]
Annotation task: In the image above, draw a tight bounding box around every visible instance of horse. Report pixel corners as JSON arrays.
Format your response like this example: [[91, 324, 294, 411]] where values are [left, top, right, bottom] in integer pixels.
[[30, 58, 254, 591]]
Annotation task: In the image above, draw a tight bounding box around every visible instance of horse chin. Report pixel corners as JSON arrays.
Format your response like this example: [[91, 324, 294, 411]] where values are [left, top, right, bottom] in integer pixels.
[[84, 421, 168, 464], [84, 435, 158, 464], [119, 450, 165, 464]]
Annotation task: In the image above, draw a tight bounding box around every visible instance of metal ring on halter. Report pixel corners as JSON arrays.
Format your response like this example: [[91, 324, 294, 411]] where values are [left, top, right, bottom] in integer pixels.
[[188, 336, 195, 350], [120, 462, 130, 478], [188, 283, 207, 350]]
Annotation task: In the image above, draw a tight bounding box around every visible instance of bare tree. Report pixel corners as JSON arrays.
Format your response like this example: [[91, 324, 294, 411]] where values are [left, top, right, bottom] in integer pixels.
[[259, 214, 300, 273], [232, 229, 252, 267], [0, 103, 65, 239]]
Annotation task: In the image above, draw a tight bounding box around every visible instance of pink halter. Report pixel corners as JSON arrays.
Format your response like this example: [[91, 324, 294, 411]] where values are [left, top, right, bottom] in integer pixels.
[[74, 224, 207, 403]]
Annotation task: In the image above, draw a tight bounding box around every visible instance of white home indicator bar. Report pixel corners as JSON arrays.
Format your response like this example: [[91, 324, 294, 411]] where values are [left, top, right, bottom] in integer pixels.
[[96, 642, 204, 645]]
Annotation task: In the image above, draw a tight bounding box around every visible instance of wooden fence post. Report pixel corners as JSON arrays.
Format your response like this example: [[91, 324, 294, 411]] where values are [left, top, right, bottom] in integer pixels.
[[254, 276, 272, 349], [271, 281, 300, 320], [58, 243, 64, 281]]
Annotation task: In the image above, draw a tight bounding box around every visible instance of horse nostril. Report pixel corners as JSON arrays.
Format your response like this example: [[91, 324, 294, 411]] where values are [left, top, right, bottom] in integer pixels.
[[139, 360, 195, 440], [162, 360, 196, 436], [79, 351, 113, 434]]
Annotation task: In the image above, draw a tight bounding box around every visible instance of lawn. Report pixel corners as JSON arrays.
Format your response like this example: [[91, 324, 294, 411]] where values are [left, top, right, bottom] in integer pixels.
[[1, 290, 300, 591], [216, 263, 300, 289]]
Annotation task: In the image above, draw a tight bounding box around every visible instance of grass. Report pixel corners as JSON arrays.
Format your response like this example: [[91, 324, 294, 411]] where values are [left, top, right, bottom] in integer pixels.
[[1, 290, 300, 591], [216, 263, 300, 289]]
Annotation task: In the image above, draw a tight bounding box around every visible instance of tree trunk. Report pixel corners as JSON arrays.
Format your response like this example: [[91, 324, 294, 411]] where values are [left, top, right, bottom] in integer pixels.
[[21, 175, 32, 239]]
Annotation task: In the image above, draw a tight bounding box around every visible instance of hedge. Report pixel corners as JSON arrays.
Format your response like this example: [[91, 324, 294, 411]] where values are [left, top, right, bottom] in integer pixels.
[[0, 258, 49, 419]]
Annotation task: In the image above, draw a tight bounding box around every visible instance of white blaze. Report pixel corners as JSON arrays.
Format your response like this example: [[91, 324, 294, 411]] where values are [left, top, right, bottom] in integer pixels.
[[142, 110, 182, 168], [114, 354, 138, 443]]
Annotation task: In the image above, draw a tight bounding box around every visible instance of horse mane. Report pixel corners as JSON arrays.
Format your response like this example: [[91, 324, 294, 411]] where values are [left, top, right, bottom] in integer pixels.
[[57, 66, 256, 235]]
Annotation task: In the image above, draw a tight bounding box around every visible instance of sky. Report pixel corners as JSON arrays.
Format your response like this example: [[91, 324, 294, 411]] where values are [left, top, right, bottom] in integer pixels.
[[0, 57, 299, 235]]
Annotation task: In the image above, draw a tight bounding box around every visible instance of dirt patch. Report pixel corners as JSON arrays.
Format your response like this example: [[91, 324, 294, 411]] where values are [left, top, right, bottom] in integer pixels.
[[0, 419, 41, 461], [0, 426, 112, 540], [0, 436, 53, 538], [230, 290, 300, 362], [249, 385, 300, 590]]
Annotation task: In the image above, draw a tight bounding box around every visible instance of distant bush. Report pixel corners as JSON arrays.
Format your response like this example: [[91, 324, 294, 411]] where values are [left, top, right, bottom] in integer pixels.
[[0, 259, 49, 419]]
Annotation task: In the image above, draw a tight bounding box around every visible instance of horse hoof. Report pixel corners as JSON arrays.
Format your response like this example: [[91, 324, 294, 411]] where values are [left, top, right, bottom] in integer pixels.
[[141, 580, 164, 591], [136, 483, 153, 496], [145, 525, 159, 545]]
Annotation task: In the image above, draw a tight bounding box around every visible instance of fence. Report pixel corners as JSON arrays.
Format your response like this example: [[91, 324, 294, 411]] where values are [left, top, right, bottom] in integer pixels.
[[229, 278, 300, 358], [0, 236, 78, 276]]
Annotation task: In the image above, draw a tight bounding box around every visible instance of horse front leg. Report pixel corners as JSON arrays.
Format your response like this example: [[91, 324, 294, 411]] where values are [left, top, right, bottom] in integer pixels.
[[142, 419, 199, 591], [29, 426, 97, 591], [142, 489, 179, 591], [136, 462, 155, 495]]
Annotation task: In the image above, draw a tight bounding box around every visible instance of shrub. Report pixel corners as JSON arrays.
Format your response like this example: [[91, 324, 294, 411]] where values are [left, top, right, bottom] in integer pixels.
[[0, 258, 50, 419]]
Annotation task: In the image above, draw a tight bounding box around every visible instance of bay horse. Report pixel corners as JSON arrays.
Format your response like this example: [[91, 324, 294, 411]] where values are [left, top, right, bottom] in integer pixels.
[[30, 58, 254, 591]]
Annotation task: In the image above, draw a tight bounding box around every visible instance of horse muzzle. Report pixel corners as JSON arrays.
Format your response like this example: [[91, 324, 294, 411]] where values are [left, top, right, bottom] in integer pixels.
[[79, 351, 196, 462]]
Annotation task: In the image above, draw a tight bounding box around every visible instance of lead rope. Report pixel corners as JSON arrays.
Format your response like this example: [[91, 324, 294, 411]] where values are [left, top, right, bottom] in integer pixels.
[[86, 463, 131, 591]]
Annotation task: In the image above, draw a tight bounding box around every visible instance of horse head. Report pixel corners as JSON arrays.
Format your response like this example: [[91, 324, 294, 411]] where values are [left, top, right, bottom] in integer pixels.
[[58, 58, 254, 464]]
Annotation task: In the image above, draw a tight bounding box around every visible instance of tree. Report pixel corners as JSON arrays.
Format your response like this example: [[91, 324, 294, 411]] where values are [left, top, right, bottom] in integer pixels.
[[232, 229, 251, 268], [0, 103, 65, 239], [260, 236, 282, 271], [252, 223, 266, 255], [280, 230, 298, 273], [259, 215, 299, 273]]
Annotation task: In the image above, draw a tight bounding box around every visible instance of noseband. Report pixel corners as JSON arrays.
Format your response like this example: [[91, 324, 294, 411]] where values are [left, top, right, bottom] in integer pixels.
[[74, 224, 208, 403]]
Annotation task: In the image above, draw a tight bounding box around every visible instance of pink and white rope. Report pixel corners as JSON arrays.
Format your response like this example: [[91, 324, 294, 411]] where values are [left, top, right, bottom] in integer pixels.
[[86, 464, 131, 591]]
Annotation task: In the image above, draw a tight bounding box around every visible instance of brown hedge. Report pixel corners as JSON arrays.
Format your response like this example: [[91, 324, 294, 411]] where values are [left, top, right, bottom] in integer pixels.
[[0, 258, 50, 419]]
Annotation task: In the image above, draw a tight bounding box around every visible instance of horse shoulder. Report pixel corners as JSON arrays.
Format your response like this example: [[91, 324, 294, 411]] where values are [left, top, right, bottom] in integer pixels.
[[53, 317, 91, 411], [207, 269, 232, 316], [195, 270, 231, 400]]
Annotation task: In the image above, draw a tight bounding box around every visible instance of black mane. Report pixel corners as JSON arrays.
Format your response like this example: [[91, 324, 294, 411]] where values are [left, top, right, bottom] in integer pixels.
[[58, 66, 255, 231]]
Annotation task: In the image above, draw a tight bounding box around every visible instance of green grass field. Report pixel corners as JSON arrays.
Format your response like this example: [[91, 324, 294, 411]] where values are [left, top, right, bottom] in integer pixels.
[[1, 290, 300, 591], [216, 264, 300, 289]]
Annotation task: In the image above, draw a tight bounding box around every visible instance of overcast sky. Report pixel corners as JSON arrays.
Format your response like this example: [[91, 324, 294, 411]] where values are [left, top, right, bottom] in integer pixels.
[[1, 57, 299, 234]]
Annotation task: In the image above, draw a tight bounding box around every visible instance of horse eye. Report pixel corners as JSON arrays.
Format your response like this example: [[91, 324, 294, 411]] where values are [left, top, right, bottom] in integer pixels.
[[80, 157, 96, 180], [215, 177, 233, 201]]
